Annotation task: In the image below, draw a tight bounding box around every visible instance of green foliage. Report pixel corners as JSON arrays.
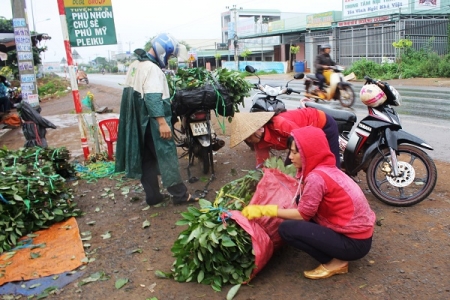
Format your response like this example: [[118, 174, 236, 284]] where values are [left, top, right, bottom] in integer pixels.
[[37, 75, 70, 98], [346, 37, 450, 79], [170, 170, 262, 291], [392, 38, 413, 49], [168, 57, 178, 69], [0, 17, 13, 33], [0, 66, 14, 80], [345, 58, 383, 79], [167, 67, 252, 112], [0, 147, 81, 253], [290, 45, 300, 54], [240, 49, 252, 59], [170, 157, 295, 291]]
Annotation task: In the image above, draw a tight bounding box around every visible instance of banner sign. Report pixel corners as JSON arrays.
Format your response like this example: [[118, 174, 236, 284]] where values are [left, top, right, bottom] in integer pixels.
[[63, 0, 117, 47], [337, 15, 390, 27], [306, 11, 335, 28], [342, 0, 409, 18]]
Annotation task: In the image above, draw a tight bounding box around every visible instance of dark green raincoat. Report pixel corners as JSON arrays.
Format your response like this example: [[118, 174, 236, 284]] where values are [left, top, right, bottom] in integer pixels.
[[115, 49, 183, 188]]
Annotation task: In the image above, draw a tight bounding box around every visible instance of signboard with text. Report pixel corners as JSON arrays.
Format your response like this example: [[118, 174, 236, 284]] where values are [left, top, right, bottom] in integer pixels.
[[342, 0, 410, 19], [337, 15, 391, 27], [306, 11, 336, 28], [63, 0, 117, 47]]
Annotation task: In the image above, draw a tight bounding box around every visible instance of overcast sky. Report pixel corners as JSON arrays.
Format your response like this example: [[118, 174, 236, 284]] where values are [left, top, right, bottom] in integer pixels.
[[1, 0, 342, 63]]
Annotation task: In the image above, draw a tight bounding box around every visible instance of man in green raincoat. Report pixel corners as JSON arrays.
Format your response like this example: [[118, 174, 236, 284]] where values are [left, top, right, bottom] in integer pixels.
[[115, 33, 194, 205]]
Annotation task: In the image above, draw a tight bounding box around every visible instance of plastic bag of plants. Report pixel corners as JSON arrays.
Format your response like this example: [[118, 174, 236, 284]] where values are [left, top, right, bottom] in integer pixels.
[[168, 161, 298, 292]]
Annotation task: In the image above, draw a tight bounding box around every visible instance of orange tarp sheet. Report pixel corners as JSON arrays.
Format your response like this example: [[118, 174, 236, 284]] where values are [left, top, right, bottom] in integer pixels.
[[0, 217, 86, 286]]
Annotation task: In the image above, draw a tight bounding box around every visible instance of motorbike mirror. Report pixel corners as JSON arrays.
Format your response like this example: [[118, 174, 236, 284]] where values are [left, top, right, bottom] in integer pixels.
[[294, 73, 305, 80], [245, 65, 256, 73]]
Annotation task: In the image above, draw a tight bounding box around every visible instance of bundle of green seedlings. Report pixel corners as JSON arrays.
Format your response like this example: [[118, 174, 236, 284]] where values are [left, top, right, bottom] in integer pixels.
[[0, 147, 82, 253], [169, 157, 297, 292], [167, 67, 253, 112]]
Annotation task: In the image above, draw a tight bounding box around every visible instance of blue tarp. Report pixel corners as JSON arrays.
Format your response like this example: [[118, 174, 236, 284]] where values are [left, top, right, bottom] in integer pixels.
[[0, 270, 84, 296]]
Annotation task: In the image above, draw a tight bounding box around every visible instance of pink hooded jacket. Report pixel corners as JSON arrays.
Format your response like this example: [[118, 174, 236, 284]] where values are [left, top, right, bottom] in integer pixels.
[[292, 126, 375, 239]]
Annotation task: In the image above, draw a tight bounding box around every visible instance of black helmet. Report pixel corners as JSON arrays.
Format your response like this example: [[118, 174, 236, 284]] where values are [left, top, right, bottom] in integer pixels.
[[321, 44, 331, 50]]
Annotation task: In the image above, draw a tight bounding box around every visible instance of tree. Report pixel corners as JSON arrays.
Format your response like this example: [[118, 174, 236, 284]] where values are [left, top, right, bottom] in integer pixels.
[[0, 17, 14, 33], [240, 49, 252, 62], [214, 53, 222, 68], [392, 38, 413, 78], [290, 45, 300, 71]]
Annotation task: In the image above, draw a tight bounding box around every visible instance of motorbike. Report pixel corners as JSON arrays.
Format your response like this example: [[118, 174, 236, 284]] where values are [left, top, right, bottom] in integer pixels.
[[172, 107, 225, 182], [77, 70, 89, 84], [303, 65, 355, 108], [245, 65, 304, 112], [302, 76, 437, 207]]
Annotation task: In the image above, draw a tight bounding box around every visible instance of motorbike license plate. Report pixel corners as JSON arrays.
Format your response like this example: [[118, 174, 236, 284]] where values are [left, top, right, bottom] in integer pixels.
[[190, 122, 209, 136]]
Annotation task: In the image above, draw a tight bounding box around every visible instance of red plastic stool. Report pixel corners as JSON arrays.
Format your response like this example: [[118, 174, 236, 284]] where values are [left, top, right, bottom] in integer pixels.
[[98, 118, 119, 160]]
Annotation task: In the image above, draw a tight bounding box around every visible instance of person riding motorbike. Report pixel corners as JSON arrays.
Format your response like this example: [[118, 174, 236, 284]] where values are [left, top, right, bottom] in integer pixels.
[[314, 44, 336, 99]]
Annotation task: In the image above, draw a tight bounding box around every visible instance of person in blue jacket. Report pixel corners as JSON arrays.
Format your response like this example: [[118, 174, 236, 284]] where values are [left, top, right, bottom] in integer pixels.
[[0, 75, 11, 113]]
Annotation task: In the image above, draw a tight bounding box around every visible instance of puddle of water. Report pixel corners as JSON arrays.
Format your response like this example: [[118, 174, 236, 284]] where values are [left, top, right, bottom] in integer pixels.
[[45, 113, 120, 128]]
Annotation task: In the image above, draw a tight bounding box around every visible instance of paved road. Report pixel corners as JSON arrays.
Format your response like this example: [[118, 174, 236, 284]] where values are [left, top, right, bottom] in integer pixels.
[[82, 73, 450, 163]]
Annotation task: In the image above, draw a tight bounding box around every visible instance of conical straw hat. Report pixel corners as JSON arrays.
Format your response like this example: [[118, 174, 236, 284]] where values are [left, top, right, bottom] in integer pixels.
[[230, 112, 275, 148]]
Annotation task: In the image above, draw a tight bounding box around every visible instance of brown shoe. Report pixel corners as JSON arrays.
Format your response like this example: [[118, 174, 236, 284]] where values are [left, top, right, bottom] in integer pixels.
[[303, 264, 348, 280]]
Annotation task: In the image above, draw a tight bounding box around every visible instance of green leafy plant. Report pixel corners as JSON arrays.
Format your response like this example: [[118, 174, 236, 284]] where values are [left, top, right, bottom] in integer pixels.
[[0, 147, 81, 253], [168, 157, 296, 292], [170, 170, 262, 291], [240, 49, 252, 62], [166, 67, 252, 113]]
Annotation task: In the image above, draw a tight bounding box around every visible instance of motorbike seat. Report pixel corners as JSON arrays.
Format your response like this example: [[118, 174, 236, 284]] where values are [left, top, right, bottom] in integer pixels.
[[303, 101, 356, 123], [305, 74, 330, 87]]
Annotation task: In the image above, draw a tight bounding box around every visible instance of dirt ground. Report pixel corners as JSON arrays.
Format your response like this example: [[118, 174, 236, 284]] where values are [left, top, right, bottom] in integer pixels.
[[1, 79, 450, 300]]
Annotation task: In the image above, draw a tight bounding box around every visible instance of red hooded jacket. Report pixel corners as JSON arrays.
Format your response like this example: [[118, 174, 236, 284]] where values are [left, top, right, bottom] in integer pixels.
[[292, 126, 375, 239], [254, 108, 327, 166]]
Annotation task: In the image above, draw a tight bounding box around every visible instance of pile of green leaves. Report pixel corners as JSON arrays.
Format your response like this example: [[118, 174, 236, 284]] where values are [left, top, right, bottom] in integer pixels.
[[170, 170, 263, 291], [167, 67, 253, 112], [0, 147, 82, 253]]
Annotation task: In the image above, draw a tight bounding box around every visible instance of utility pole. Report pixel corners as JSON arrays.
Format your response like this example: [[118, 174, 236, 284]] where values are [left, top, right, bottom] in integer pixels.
[[233, 7, 238, 71], [261, 20, 264, 62], [226, 5, 241, 71], [11, 0, 39, 108]]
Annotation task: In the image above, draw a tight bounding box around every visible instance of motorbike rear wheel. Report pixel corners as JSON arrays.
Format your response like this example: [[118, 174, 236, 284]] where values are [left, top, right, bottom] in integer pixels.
[[199, 146, 211, 174], [337, 85, 355, 108], [366, 145, 437, 207]]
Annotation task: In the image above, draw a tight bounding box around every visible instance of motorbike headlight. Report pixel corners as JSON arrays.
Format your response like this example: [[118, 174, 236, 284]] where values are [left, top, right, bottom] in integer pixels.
[[265, 86, 280, 97]]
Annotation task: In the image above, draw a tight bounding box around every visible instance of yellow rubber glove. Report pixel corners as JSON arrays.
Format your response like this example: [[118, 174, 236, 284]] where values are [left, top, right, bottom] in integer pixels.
[[242, 205, 278, 220]]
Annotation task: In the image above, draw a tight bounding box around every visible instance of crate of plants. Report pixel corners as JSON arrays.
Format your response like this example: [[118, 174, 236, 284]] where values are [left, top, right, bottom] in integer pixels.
[[167, 67, 253, 117], [159, 158, 298, 293]]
